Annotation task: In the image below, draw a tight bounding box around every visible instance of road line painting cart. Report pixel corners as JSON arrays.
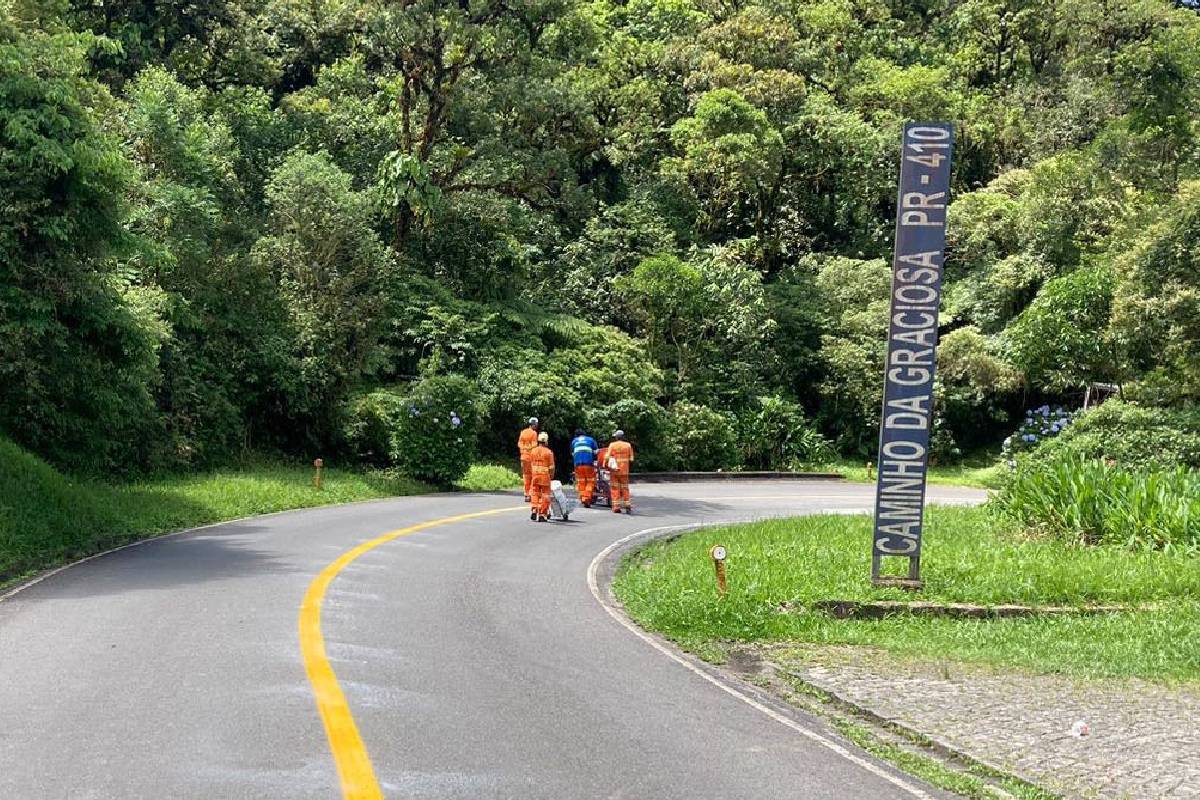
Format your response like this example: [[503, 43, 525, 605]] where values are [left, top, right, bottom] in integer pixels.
[[593, 464, 612, 509]]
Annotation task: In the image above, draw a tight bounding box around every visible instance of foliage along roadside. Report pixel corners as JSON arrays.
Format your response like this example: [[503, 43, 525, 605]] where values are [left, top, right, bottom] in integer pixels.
[[994, 456, 1200, 551], [6, 0, 1200, 483]]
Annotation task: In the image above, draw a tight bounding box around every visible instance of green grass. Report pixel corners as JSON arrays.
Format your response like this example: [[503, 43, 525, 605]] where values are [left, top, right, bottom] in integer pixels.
[[995, 456, 1200, 551], [454, 462, 523, 492], [0, 437, 433, 588], [827, 455, 1005, 489], [614, 506, 1200, 680]]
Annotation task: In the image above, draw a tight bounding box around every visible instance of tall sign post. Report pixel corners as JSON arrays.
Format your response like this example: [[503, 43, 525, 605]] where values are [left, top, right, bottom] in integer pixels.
[[871, 122, 955, 588]]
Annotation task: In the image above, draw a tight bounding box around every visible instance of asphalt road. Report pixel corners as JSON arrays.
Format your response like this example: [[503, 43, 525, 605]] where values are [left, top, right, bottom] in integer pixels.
[[0, 480, 985, 800]]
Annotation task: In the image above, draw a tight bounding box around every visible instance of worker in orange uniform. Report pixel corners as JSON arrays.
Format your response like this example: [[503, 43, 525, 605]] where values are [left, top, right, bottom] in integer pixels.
[[517, 416, 539, 502], [606, 429, 634, 514], [529, 431, 555, 522]]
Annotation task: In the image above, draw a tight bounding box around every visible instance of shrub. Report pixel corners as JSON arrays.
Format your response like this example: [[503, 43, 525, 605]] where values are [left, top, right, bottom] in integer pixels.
[[1001, 405, 1079, 460], [993, 455, 1200, 552], [1024, 400, 1200, 470], [929, 418, 962, 466], [585, 399, 673, 471], [0, 23, 168, 474], [341, 388, 406, 466], [1003, 266, 1116, 391], [392, 376, 479, 486], [738, 396, 832, 469], [666, 402, 738, 471]]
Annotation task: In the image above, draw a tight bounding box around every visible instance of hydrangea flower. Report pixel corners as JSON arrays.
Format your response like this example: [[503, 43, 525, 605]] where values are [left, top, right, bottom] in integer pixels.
[[1004, 405, 1081, 460]]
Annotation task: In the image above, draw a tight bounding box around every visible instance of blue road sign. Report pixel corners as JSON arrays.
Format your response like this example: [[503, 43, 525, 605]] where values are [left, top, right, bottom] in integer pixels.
[[871, 122, 955, 584]]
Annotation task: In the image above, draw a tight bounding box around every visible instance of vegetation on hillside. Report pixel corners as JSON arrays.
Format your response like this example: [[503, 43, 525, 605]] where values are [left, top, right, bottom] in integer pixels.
[[0, 437, 431, 586], [4, 0, 1200, 477]]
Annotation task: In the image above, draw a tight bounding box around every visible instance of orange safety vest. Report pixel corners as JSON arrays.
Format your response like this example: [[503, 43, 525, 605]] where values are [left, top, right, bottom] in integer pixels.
[[607, 440, 634, 473], [530, 445, 555, 477], [518, 427, 538, 462]]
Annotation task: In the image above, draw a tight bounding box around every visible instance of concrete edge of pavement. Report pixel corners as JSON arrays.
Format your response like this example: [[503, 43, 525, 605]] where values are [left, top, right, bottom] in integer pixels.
[[586, 518, 945, 800], [632, 471, 845, 483]]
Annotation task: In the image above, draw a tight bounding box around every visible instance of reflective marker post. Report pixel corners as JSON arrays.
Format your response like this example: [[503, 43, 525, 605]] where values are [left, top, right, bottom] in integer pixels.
[[710, 544, 728, 596], [871, 122, 955, 589]]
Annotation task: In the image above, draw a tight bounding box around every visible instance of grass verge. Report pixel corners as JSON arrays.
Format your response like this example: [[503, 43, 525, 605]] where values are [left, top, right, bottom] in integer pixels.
[[613, 505, 1200, 680], [0, 437, 434, 589], [454, 462, 523, 492], [826, 456, 1005, 489]]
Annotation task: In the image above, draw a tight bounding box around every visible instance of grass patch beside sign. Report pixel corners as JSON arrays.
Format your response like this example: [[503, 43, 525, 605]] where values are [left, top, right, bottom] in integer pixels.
[[613, 506, 1200, 681]]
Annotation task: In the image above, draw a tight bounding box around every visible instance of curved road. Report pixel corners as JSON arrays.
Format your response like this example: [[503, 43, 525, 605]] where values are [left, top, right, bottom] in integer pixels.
[[0, 481, 984, 799]]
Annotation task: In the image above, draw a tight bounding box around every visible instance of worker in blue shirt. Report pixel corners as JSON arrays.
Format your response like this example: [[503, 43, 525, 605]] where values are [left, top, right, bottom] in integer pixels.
[[570, 429, 599, 507]]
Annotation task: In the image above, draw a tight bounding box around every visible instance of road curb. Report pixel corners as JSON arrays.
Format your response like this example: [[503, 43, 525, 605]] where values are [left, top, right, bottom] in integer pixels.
[[632, 471, 844, 483]]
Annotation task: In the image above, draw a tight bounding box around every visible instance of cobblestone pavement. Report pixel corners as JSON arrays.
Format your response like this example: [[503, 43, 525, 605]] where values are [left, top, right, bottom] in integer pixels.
[[772, 647, 1200, 800]]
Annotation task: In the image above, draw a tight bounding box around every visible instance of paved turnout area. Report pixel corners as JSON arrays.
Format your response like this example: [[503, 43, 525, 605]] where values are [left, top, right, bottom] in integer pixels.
[[0, 481, 983, 800]]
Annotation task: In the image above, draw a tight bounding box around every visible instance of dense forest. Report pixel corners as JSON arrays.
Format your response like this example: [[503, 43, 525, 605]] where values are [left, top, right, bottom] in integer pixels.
[[4, 0, 1200, 480]]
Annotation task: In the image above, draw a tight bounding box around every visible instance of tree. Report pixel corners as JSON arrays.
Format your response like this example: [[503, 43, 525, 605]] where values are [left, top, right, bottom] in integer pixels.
[[811, 255, 891, 455], [363, 0, 595, 249], [1004, 266, 1118, 391], [660, 89, 783, 244], [552, 198, 678, 320], [1110, 182, 1200, 401], [67, 0, 279, 88], [252, 151, 393, 447], [617, 249, 769, 400], [0, 10, 166, 472]]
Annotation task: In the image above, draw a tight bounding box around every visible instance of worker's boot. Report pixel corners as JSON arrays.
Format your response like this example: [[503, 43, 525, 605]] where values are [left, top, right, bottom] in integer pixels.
[[530, 510, 537, 521]]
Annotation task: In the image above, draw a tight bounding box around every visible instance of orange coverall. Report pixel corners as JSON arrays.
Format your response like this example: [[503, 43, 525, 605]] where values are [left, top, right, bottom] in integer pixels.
[[607, 440, 634, 512], [574, 464, 596, 505], [529, 445, 555, 518], [518, 426, 538, 498]]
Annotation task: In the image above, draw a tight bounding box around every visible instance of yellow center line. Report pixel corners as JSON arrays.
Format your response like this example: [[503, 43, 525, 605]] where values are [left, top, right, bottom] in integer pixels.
[[299, 505, 526, 800]]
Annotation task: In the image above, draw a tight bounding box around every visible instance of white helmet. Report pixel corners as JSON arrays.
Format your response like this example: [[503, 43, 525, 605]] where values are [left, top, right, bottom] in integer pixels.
[[529, 417, 539, 426]]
